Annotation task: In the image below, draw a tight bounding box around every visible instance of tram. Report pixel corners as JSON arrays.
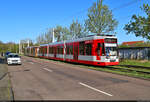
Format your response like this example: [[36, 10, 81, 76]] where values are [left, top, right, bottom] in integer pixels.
[[25, 34, 119, 66]]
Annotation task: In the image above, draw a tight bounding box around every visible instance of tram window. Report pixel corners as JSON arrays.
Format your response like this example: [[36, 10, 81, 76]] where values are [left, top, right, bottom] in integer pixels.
[[85, 44, 92, 55], [41, 49, 43, 55], [49, 47, 51, 54], [45, 48, 47, 54], [57, 47, 59, 54], [66, 45, 70, 54], [79, 41, 85, 55], [41, 48, 43, 54], [39, 49, 40, 54], [41, 48, 44, 56], [49, 47, 52, 54], [32, 48, 33, 55], [97, 43, 101, 56], [31, 49, 32, 54], [52, 47, 54, 54], [57, 46, 62, 54], [102, 43, 105, 56], [59, 46, 63, 54], [59, 48, 60, 54], [40, 48, 42, 54], [33, 48, 35, 55], [70, 45, 73, 55]]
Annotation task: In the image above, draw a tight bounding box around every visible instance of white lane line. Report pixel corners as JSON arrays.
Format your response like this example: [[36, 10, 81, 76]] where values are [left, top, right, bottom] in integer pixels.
[[79, 82, 113, 97], [43, 68, 53, 72], [30, 62, 34, 64]]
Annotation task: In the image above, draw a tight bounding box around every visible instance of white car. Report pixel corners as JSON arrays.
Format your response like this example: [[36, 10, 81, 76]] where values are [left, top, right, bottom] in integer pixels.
[[7, 53, 22, 65]]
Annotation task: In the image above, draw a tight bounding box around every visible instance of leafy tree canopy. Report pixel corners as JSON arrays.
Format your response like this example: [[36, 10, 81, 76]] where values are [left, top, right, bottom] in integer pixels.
[[85, 0, 118, 34], [124, 4, 150, 40], [70, 20, 85, 39]]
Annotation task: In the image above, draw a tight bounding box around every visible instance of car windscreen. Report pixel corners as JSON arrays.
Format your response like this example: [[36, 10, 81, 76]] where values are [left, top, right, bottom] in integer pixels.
[[8, 55, 19, 58], [14, 55, 19, 58], [8, 55, 13, 58]]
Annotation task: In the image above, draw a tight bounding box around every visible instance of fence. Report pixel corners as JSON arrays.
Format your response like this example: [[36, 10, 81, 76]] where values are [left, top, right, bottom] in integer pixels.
[[118, 47, 150, 60]]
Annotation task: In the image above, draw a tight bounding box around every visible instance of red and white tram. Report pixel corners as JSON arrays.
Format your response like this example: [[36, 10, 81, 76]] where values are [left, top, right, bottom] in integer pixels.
[[25, 35, 119, 66]]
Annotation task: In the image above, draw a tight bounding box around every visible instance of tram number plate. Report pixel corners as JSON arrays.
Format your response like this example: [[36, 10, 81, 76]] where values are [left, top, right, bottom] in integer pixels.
[[110, 60, 116, 62]]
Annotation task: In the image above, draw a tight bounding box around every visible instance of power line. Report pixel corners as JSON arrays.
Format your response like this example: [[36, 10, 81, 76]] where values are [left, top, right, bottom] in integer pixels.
[[112, 0, 140, 11], [56, 0, 140, 25]]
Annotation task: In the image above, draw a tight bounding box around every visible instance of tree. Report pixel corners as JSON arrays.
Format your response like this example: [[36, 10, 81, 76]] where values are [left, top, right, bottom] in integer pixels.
[[124, 4, 150, 40], [45, 28, 53, 43], [0, 41, 19, 53], [85, 0, 118, 34], [54, 26, 63, 42], [36, 33, 47, 45], [70, 20, 85, 39], [54, 25, 70, 42], [61, 27, 70, 41]]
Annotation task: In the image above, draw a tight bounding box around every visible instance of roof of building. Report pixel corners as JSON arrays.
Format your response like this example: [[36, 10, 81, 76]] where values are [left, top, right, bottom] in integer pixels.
[[122, 41, 144, 45], [119, 46, 150, 49]]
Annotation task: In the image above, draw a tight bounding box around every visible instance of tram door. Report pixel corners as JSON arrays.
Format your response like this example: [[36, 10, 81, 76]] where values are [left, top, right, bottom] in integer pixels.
[[73, 43, 79, 60]]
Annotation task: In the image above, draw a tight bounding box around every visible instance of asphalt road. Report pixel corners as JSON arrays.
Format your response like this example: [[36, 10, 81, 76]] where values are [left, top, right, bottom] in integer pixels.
[[7, 56, 150, 100]]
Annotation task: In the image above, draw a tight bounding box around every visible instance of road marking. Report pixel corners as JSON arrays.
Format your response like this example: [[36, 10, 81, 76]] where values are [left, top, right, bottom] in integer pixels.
[[30, 62, 34, 64], [43, 68, 53, 72], [79, 82, 113, 97]]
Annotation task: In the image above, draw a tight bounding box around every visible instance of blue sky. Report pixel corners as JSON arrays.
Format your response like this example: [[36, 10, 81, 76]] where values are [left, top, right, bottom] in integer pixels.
[[0, 0, 149, 44]]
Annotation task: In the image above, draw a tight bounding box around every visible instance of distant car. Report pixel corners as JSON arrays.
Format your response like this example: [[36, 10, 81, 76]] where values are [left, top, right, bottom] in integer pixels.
[[7, 53, 22, 65]]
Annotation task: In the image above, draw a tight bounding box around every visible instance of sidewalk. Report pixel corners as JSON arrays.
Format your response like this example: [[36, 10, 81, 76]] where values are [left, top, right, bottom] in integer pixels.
[[0, 58, 13, 100]]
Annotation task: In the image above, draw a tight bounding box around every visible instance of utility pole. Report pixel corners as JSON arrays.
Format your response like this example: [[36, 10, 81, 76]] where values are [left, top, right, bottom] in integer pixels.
[[15, 43, 17, 53], [28, 40, 30, 47], [52, 28, 55, 43], [20, 41, 22, 54], [19, 40, 20, 54]]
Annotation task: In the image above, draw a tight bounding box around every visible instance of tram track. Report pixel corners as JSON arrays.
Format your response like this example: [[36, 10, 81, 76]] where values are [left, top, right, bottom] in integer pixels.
[[117, 65, 150, 69], [105, 66, 150, 75]]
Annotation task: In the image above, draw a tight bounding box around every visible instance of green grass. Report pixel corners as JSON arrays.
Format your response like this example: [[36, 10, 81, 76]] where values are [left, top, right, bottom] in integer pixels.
[[119, 59, 150, 67], [0, 59, 13, 100]]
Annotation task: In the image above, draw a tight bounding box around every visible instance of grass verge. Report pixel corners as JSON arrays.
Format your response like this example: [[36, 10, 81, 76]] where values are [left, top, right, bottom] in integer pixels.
[[119, 59, 150, 67]]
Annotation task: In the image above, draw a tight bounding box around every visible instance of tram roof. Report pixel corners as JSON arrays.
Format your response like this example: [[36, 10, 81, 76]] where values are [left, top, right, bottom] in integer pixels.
[[40, 35, 117, 47]]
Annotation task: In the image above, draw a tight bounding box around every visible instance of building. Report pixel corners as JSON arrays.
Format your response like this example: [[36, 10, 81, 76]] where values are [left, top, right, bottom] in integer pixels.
[[119, 47, 150, 60]]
